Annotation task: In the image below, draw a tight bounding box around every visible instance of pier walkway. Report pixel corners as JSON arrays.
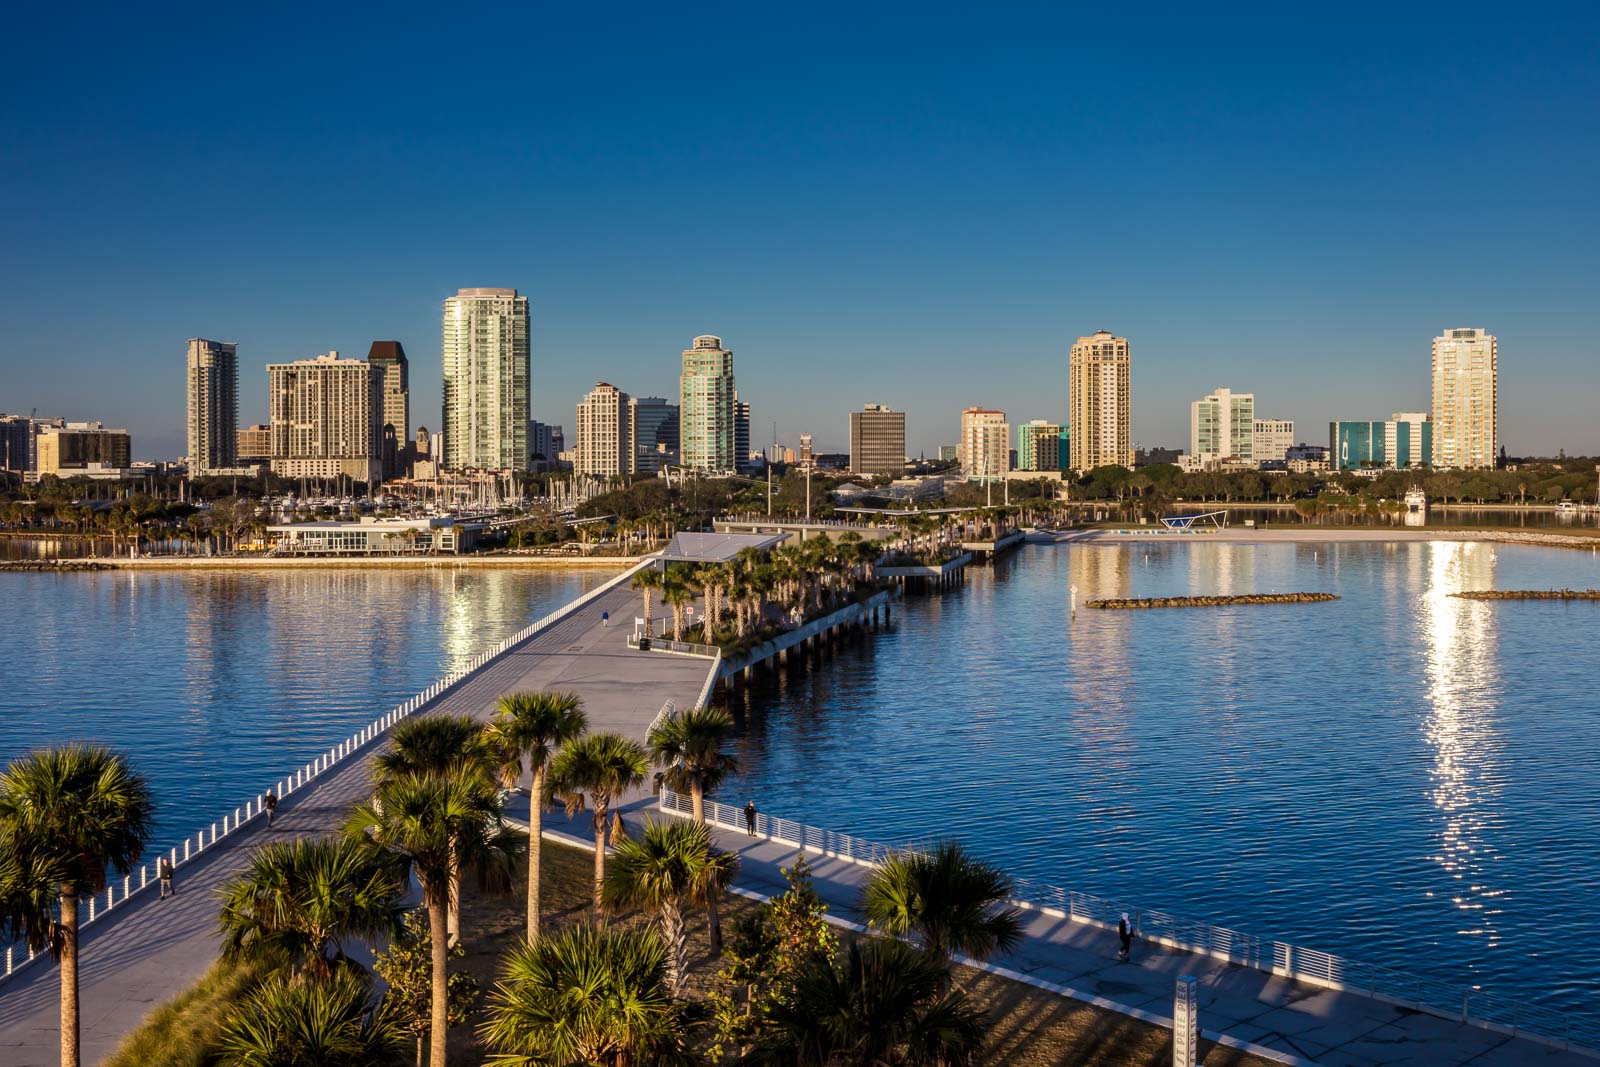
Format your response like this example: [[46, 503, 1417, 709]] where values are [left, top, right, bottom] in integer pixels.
[[0, 563, 715, 1067], [594, 793, 1592, 1067]]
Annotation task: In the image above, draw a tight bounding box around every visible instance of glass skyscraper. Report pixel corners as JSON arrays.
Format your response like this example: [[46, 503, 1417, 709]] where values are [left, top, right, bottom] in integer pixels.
[[679, 335, 736, 472], [441, 288, 530, 471]]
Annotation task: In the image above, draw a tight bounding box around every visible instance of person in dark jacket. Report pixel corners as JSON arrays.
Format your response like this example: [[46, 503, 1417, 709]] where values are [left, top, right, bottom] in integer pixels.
[[744, 800, 758, 836], [1117, 913, 1133, 961]]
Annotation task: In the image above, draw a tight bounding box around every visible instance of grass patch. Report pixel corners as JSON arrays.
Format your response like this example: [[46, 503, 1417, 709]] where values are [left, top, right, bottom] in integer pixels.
[[103, 955, 268, 1067]]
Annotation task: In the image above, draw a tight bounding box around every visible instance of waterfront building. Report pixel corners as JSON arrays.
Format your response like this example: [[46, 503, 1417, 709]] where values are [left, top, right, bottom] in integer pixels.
[[574, 382, 632, 477], [442, 287, 531, 471], [957, 407, 1009, 480], [267, 516, 481, 556], [1134, 445, 1182, 468], [1068, 330, 1133, 472], [937, 444, 958, 463], [679, 335, 736, 472], [1190, 387, 1255, 465], [1329, 413, 1431, 470], [1016, 419, 1066, 472], [366, 341, 410, 480], [1254, 422, 1292, 463], [1431, 327, 1497, 469], [849, 404, 906, 477], [528, 421, 565, 467], [735, 397, 752, 471], [1253, 418, 1294, 463], [236, 424, 272, 464], [628, 397, 679, 474], [35, 422, 132, 477], [0, 414, 50, 472], [185, 338, 238, 473], [267, 351, 383, 483]]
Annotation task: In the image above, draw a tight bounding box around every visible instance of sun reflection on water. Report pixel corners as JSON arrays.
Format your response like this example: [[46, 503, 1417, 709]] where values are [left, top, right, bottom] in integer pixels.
[[1420, 541, 1505, 949]]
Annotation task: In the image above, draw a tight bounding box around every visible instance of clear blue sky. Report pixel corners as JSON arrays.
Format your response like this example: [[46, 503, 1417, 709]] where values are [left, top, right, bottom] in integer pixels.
[[2, 4, 1596, 460]]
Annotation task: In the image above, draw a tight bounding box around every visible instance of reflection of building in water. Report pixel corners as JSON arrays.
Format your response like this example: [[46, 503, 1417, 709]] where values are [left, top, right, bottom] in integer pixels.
[[1420, 541, 1504, 949], [1064, 547, 1132, 715]]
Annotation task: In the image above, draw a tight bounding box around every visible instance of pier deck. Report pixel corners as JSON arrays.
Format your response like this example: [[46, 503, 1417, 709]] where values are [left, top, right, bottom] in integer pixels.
[[0, 570, 713, 1067]]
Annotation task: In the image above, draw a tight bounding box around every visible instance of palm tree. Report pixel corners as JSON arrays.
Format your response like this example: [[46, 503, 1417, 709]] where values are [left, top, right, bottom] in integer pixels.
[[218, 836, 405, 981], [374, 713, 499, 944], [601, 819, 737, 993], [862, 841, 1023, 966], [485, 691, 587, 944], [662, 579, 694, 643], [631, 566, 663, 631], [215, 967, 406, 1067], [751, 936, 984, 1066], [478, 923, 694, 1066], [346, 765, 520, 1067], [0, 745, 154, 1067], [648, 705, 739, 952], [544, 732, 650, 912]]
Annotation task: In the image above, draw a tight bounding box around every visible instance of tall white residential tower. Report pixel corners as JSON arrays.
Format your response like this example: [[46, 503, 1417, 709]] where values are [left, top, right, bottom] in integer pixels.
[[441, 288, 531, 471]]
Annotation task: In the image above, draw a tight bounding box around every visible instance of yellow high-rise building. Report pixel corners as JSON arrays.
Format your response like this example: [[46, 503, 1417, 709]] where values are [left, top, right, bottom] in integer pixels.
[[1068, 330, 1132, 472], [1431, 328, 1497, 470]]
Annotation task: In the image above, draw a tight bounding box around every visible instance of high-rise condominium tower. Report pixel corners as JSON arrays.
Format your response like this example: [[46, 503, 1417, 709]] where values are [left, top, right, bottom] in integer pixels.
[[186, 338, 238, 473], [267, 351, 383, 484], [442, 288, 531, 471], [367, 341, 410, 481], [575, 382, 633, 477], [1431, 328, 1497, 469], [850, 404, 906, 477], [1068, 330, 1132, 472], [958, 407, 1009, 479], [1190, 387, 1255, 464], [679, 335, 736, 472]]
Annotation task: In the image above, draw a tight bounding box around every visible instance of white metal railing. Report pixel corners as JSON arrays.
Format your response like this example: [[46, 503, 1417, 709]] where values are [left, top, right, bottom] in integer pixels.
[[0, 557, 654, 989], [657, 789, 1598, 1053], [626, 633, 720, 658]]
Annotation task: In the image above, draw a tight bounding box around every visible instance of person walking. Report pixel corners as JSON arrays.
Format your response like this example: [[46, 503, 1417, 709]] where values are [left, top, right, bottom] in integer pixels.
[[159, 856, 176, 899], [601, 610, 610, 627], [263, 790, 278, 827], [1117, 913, 1133, 962], [744, 800, 758, 836]]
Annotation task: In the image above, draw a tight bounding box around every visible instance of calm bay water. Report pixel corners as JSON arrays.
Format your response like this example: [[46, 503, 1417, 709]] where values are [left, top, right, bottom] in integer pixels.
[[0, 566, 605, 844], [4, 545, 1599, 1016], [722, 541, 1600, 1015]]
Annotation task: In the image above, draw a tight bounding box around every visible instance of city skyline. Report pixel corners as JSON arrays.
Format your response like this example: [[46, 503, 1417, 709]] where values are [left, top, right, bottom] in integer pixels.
[[3, 12, 1597, 459]]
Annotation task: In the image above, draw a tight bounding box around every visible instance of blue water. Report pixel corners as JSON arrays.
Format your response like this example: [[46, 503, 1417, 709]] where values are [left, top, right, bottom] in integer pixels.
[[0, 566, 604, 848], [721, 541, 1600, 1016]]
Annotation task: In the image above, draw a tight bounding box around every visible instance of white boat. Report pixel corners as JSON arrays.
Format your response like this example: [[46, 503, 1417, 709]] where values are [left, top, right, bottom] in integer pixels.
[[1405, 488, 1427, 513], [1556, 500, 1577, 516]]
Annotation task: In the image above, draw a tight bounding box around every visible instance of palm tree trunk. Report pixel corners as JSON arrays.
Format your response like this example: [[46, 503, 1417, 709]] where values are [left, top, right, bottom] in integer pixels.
[[592, 801, 608, 917], [527, 765, 543, 944], [59, 887, 79, 1067], [661, 902, 686, 994], [426, 888, 449, 1067], [447, 838, 460, 946], [690, 784, 724, 954]]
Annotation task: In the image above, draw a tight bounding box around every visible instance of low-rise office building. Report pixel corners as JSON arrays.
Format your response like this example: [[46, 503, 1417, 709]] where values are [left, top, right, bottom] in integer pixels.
[[266, 516, 482, 556]]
